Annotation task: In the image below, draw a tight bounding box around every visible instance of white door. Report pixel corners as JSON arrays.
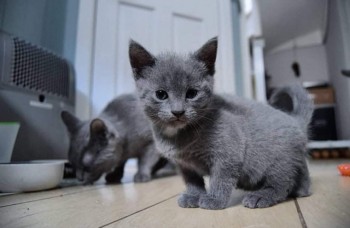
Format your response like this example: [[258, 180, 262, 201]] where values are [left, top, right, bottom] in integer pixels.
[[88, 0, 235, 115]]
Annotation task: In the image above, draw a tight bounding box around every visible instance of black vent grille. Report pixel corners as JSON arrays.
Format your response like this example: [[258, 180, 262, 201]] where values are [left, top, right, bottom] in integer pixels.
[[10, 37, 70, 97]]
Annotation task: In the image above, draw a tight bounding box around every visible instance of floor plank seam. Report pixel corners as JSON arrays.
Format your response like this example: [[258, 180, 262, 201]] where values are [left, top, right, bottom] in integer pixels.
[[0, 185, 106, 208], [294, 199, 307, 228], [98, 194, 179, 228]]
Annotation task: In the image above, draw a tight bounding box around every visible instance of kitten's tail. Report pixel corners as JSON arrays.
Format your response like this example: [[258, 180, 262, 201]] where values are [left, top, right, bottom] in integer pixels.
[[269, 84, 314, 130]]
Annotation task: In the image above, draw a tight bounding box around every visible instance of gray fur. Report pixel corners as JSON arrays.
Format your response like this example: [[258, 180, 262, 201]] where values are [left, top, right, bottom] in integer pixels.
[[61, 94, 162, 184], [129, 38, 313, 209]]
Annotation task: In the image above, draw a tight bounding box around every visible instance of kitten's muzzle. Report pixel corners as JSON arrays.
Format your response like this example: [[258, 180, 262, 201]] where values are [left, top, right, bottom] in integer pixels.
[[171, 110, 185, 118], [168, 119, 187, 129]]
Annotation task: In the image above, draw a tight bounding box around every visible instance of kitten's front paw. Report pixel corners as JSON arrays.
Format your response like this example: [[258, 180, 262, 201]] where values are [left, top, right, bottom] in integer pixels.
[[134, 172, 151, 183], [177, 193, 200, 208], [242, 193, 276, 208], [198, 194, 227, 210]]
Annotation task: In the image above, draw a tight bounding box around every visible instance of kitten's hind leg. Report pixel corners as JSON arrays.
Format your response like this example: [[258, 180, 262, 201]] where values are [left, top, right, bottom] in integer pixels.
[[242, 163, 300, 208], [134, 143, 160, 182], [291, 165, 311, 198], [242, 187, 283, 208]]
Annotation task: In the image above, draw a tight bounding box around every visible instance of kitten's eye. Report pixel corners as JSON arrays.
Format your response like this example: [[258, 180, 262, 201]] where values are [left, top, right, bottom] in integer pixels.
[[186, 89, 198, 99], [155, 90, 168, 100]]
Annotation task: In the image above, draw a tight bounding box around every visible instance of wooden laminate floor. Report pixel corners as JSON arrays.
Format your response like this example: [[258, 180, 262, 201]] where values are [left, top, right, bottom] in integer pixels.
[[1, 159, 349, 228]]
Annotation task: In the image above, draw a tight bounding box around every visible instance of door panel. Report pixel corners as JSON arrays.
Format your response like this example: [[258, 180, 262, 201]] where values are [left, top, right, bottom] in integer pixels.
[[172, 14, 204, 53], [92, 0, 234, 114], [116, 2, 157, 99]]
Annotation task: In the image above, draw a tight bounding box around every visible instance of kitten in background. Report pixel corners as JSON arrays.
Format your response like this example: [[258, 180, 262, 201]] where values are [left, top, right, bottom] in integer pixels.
[[128, 37, 313, 209], [61, 94, 168, 184]]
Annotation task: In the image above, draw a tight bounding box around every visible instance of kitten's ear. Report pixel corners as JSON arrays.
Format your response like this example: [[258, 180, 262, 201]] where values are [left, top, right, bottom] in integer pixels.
[[61, 111, 81, 134], [194, 37, 218, 76], [90, 118, 107, 140], [129, 40, 156, 79]]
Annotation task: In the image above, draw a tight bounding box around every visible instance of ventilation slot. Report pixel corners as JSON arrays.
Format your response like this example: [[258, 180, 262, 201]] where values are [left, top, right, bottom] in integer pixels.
[[10, 37, 70, 97]]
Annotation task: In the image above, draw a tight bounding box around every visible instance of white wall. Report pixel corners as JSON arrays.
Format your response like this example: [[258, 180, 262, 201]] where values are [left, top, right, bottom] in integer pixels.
[[246, 0, 262, 38], [238, 0, 262, 99], [0, 0, 79, 64], [268, 29, 324, 54], [0, 0, 47, 46], [265, 45, 329, 88], [74, 0, 95, 120], [326, 0, 350, 139]]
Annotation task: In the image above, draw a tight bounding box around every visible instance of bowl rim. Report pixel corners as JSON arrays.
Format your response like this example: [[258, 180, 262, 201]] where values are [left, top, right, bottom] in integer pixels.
[[0, 160, 66, 166]]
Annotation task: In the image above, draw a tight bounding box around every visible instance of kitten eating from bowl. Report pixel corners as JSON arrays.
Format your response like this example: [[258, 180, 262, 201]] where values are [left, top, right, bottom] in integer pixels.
[[61, 94, 167, 184], [128, 37, 313, 210]]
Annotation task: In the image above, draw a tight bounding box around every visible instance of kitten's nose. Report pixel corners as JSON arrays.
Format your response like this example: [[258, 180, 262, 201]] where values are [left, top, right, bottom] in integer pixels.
[[171, 110, 185, 118]]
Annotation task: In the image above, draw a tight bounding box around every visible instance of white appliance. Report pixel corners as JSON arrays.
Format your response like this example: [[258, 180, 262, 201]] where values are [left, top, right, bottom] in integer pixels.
[[0, 31, 75, 161]]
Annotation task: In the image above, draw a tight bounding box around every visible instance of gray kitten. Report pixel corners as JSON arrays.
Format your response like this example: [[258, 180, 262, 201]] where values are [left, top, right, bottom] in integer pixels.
[[61, 94, 164, 184], [128, 37, 313, 209]]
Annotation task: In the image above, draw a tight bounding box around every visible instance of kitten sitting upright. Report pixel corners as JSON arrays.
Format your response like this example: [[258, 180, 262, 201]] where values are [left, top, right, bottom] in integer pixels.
[[61, 94, 165, 184], [128, 37, 313, 209]]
